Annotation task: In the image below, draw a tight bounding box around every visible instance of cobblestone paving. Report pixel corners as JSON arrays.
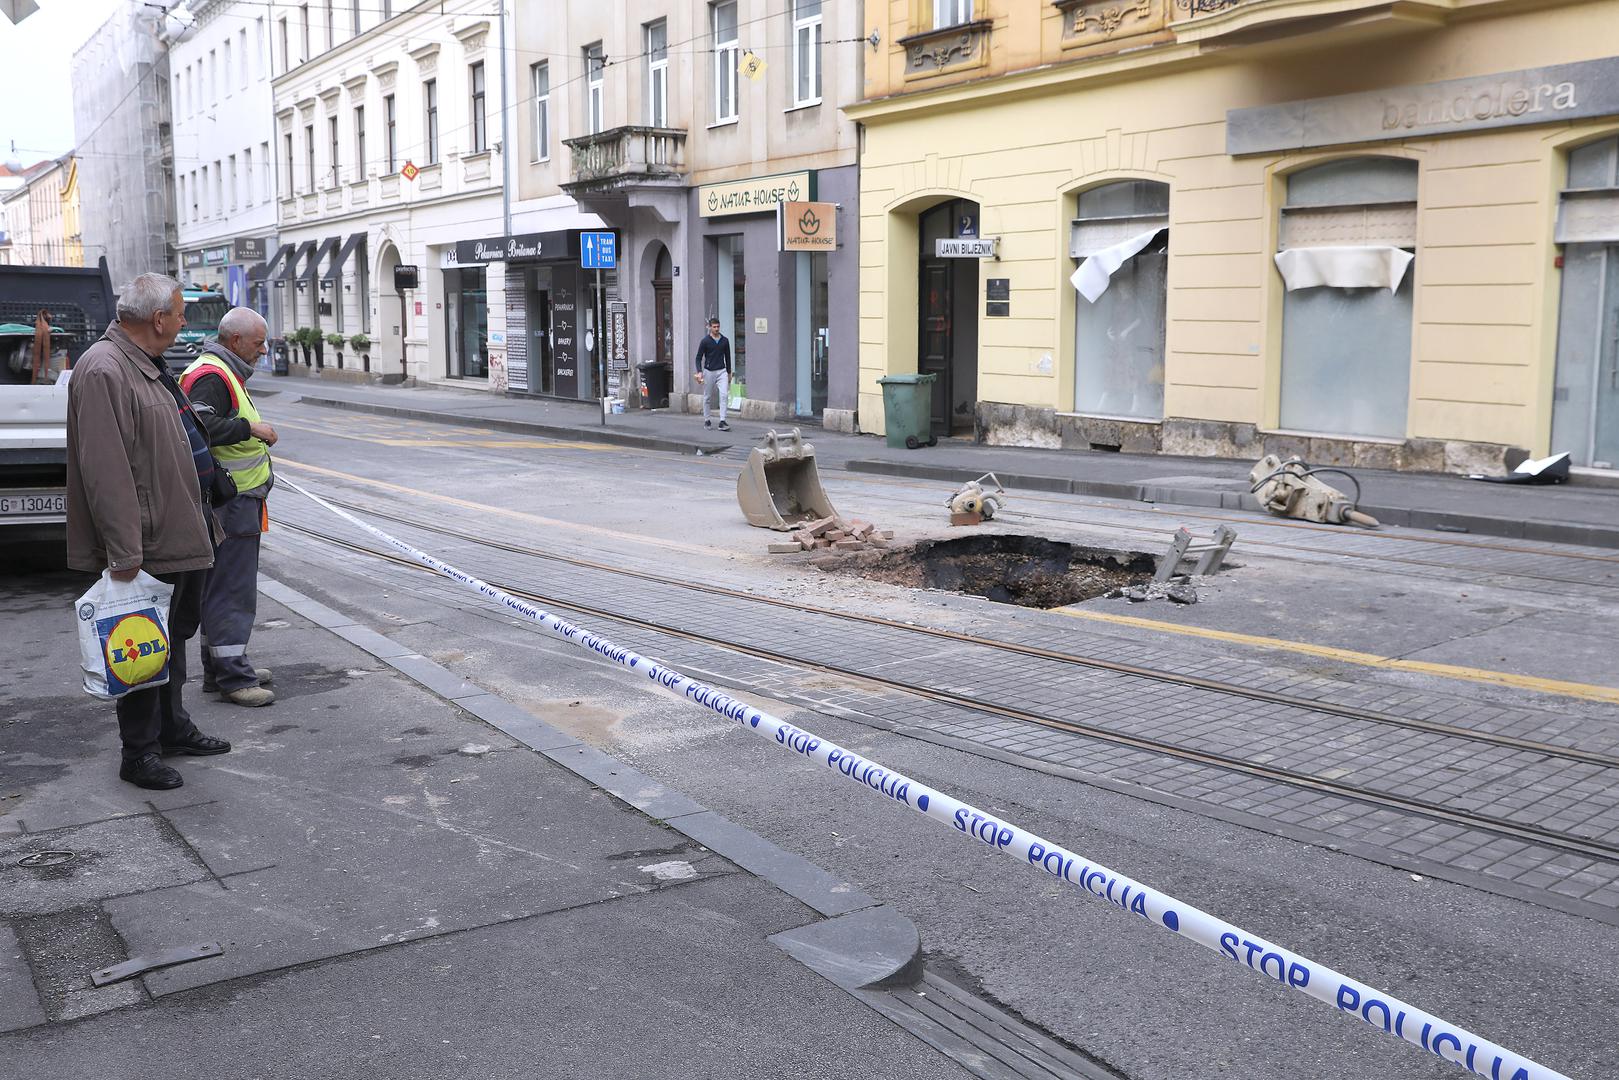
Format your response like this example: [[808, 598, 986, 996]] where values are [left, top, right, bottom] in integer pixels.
[[270, 498, 1619, 921]]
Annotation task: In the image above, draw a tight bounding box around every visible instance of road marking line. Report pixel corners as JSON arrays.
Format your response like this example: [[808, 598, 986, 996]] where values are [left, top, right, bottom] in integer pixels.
[[272, 418, 615, 452], [1054, 608, 1619, 705], [274, 457, 722, 557]]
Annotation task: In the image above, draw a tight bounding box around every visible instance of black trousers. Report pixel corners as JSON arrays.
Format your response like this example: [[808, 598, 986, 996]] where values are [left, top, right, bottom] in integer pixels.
[[115, 568, 204, 761]]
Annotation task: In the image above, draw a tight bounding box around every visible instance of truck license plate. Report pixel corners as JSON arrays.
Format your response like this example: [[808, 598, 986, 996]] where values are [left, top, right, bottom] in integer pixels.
[[0, 490, 67, 518]]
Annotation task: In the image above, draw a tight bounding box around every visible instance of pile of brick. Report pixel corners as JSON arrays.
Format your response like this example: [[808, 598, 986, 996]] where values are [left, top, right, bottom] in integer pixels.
[[767, 516, 895, 554]]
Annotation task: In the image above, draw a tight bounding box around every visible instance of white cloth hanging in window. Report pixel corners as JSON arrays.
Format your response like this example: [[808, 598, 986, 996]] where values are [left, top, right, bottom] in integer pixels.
[[1070, 227, 1165, 303], [1273, 245, 1413, 292]]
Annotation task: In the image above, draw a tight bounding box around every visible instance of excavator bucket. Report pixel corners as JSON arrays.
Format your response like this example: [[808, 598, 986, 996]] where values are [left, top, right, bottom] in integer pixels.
[[736, 429, 840, 531]]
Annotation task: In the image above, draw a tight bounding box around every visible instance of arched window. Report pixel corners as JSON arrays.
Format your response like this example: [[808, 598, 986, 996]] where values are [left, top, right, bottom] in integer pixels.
[[1070, 180, 1169, 419], [1552, 136, 1619, 468], [1276, 158, 1417, 440]]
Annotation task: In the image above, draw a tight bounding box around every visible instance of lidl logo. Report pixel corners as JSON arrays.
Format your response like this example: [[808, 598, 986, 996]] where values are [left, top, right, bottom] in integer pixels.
[[102, 612, 169, 691]]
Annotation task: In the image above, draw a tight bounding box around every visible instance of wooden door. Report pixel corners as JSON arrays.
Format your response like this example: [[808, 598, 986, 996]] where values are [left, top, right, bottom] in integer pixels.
[[919, 261, 952, 436]]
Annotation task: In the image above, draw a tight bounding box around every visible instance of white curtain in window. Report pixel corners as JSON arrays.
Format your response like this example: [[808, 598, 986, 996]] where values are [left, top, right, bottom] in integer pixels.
[[1070, 228, 1165, 303], [1273, 245, 1412, 292]]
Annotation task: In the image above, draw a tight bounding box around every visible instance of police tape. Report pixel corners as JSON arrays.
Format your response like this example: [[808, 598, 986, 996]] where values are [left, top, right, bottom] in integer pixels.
[[281, 478, 1572, 1080]]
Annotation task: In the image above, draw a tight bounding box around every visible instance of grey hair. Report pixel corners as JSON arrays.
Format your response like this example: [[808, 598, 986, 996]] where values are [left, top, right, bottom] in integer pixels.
[[116, 273, 182, 322], [218, 306, 267, 342]]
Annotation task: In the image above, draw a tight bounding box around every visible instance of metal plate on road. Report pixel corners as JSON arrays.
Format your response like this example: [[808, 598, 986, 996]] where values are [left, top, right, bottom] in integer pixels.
[[0, 489, 66, 519]]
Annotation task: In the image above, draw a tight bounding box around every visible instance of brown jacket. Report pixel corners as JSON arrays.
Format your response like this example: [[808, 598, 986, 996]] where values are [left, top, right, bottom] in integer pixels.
[[66, 323, 213, 575]]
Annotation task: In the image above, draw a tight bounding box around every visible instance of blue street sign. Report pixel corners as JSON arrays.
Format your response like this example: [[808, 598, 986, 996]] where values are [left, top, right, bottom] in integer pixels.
[[581, 231, 617, 269]]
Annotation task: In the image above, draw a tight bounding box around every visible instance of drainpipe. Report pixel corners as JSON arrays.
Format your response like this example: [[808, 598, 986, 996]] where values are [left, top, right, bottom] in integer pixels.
[[499, 0, 511, 239]]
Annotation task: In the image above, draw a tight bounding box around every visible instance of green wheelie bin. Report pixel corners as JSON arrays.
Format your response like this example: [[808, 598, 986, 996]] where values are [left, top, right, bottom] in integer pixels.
[[877, 373, 939, 450]]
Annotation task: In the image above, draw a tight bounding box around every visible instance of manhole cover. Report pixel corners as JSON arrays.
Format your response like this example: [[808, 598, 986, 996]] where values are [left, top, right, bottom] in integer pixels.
[[829, 534, 1157, 609], [19, 851, 75, 868]]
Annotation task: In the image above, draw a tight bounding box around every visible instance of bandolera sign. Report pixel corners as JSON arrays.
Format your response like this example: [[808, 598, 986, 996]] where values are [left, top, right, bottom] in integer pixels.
[[1227, 57, 1619, 156], [699, 171, 815, 218]]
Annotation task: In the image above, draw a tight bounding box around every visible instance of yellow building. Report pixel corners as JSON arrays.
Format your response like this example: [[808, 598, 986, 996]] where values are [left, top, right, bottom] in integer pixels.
[[849, 0, 1619, 472], [59, 156, 82, 268]]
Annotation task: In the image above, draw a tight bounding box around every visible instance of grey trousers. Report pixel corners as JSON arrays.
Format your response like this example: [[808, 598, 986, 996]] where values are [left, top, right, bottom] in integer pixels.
[[200, 494, 264, 692]]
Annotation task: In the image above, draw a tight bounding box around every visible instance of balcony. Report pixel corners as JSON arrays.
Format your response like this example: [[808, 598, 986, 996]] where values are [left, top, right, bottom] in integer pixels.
[[1164, 0, 1454, 47], [562, 126, 687, 195]]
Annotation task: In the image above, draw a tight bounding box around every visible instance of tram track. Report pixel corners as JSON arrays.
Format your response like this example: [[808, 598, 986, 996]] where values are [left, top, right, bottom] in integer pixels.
[[276, 513, 1619, 868]]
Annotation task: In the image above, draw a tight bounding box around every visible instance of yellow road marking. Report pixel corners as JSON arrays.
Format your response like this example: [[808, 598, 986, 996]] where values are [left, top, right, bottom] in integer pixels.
[[274, 457, 722, 557], [1054, 608, 1619, 705]]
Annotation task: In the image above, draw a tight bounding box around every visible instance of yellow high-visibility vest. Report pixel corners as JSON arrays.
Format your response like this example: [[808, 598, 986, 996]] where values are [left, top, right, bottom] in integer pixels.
[[181, 354, 273, 494]]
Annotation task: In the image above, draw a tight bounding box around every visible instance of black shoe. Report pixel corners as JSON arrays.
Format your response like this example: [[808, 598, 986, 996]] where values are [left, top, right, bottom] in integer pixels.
[[161, 731, 232, 756], [704, 419, 712, 428], [717, 421, 731, 431], [120, 753, 183, 790]]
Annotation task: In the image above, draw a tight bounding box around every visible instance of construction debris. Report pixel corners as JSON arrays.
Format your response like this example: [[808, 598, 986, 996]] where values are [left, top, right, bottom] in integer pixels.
[[767, 513, 897, 555]]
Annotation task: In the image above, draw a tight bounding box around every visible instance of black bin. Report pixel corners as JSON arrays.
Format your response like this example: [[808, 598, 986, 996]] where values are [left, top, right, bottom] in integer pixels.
[[638, 361, 673, 409], [272, 339, 290, 376]]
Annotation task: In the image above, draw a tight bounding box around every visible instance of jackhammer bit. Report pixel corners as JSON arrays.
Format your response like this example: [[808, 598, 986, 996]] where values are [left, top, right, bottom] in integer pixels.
[[1248, 455, 1379, 528]]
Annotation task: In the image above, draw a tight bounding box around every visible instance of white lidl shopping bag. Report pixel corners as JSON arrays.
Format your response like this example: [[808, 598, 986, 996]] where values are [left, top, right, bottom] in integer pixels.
[[75, 570, 174, 700]]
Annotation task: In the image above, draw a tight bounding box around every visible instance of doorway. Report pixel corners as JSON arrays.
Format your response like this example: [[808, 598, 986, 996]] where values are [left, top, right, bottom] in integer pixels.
[[652, 245, 674, 366], [918, 200, 979, 435], [1552, 136, 1619, 469], [794, 251, 828, 417], [375, 242, 404, 377], [526, 265, 554, 396]]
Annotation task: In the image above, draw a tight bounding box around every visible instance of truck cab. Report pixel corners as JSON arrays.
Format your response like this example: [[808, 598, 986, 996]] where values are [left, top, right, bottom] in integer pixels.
[[163, 285, 230, 375], [0, 259, 116, 558]]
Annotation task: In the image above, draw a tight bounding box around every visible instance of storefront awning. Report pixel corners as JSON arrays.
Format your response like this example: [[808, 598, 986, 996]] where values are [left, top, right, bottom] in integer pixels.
[[309, 236, 341, 280], [282, 239, 317, 282], [1070, 228, 1165, 303], [1273, 246, 1413, 292], [322, 232, 367, 283], [256, 243, 294, 280]]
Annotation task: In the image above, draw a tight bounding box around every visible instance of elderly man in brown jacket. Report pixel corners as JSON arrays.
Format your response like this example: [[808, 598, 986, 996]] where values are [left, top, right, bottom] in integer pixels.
[[67, 273, 234, 790]]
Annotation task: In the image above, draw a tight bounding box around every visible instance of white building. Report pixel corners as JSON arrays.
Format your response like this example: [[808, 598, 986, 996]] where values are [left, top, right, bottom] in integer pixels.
[[168, 0, 280, 308], [267, 0, 506, 384]]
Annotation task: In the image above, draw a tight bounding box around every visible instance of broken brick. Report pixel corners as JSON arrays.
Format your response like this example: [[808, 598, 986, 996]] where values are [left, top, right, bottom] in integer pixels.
[[833, 539, 863, 551], [768, 542, 801, 554]]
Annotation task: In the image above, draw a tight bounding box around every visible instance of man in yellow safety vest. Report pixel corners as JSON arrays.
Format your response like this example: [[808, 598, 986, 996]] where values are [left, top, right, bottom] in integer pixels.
[[181, 307, 279, 707]]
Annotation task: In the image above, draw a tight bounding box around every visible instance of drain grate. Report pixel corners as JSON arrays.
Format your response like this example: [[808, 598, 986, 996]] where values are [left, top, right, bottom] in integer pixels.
[[863, 967, 1126, 1080]]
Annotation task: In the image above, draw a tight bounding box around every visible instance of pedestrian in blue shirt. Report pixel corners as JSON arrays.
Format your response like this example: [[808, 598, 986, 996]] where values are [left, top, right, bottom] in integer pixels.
[[694, 316, 732, 431]]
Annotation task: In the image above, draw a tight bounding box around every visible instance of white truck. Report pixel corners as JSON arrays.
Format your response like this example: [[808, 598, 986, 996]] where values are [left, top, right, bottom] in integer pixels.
[[0, 259, 116, 557]]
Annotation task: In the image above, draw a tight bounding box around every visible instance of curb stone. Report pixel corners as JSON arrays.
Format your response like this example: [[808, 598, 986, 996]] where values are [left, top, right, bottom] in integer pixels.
[[258, 574, 923, 992]]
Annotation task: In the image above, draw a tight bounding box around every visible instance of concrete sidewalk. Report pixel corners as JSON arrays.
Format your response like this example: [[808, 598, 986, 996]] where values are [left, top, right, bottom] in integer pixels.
[[0, 571, 968, 1080], [266, 376, 1619, 549]]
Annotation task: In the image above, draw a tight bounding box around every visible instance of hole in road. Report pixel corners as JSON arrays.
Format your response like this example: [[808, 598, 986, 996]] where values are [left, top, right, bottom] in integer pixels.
[[831, 534, 1158, 609]]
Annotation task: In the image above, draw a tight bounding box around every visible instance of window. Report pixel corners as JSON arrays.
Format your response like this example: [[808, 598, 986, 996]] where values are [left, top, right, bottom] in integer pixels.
[[646, 21, 668, 127], [324, 0, 334, 51], [173, 72, 182, 118], [384, 93, 397, 172], [351, 0, 361, 36], [239, 30, 248, 89], [305, 123, 316, 190], [1277, 158, 1419, 440], [299, 4, 309, 64], [933, 0, 972, 28], [244, 146, 253, 204], [328, 116, 339, 187], [1071, 181, 1169, 420], [354, 105, 366, 182], [792, 0, 822, 106], [382, 0, 391, 17], [223, 39, 232, 96], [712, 2, 738, 124], [261, 141, 271, 197], [208, 49, 217, 103], [469, 61, 487, 153], [190, 171, 200, 220], [200, 164, 209, 217], [255, 18, 264, 80], [423, 79, 439, 164], [177, 174, 186, 223], [283, 132, 294, 196], [585, 44, 605, 135], [215, 160, 223, 216], [529, 62, 549, 162], [228, 154, 238, 209], [279, 17, 289, 74]]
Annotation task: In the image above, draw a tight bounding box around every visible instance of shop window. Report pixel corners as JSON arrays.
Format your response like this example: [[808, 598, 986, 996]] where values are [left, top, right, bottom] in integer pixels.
[[1276, 158, 1417, 440], [716, 234, 746, 383], [446, 266, 489, 379], [1551, 136, 1619, 468], [1070, 180, 1170, 420]]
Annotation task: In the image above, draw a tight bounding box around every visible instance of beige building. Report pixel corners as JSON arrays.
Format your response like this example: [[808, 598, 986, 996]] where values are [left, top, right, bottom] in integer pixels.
[[511, 0, 863, 425], [850, 0, 1619, 473], [0, 157, 80, 267]]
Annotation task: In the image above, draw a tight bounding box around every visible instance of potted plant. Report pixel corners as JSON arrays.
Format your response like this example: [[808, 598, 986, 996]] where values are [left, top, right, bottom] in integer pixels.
[[292, 327, 314, 365], [348, 332, 372, 372], [325, 332, 346, 369]]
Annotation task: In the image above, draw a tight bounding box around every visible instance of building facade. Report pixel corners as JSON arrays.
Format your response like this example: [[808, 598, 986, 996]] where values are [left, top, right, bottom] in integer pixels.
[[71, 0, 176, 285], [511, 0, 863, 426], [0, 157, 81, 267], [851, 0, 1619, 473], [169, 0, 279, 310], [266, 0, 505, 382]]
